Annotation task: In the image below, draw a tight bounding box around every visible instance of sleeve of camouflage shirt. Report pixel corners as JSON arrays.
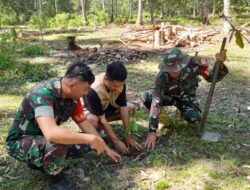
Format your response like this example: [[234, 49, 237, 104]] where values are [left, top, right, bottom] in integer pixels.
[[31, 88, 55, 118], [148, 71, 169, 132], [197, 57, 229, 82]]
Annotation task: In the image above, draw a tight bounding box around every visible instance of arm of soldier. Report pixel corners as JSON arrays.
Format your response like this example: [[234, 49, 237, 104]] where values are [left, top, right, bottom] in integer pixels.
[[149, 71, 168, 132], [145, 72, 167, 149], [99, 115, 129, 154], [120, 106, 141, 150], [198, 50, 228, 83], [36, 116, 105, 155], [77, 120, 122, 162]]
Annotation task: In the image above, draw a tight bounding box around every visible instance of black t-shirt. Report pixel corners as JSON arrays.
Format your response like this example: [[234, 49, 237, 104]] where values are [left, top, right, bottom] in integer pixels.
[[84, 85, 127, 116]]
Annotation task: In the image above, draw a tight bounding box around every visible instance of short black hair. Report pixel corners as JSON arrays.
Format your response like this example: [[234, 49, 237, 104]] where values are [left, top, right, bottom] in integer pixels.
[[65, 60, 95, 84], [106, 61, 127, 81]]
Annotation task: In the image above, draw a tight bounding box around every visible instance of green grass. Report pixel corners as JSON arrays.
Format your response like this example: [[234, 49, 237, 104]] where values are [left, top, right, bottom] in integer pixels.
[[0, 25, 250, 190]]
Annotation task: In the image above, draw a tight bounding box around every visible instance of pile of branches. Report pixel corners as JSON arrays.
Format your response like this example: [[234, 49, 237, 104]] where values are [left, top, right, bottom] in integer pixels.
[[50, 47, 157, 65]]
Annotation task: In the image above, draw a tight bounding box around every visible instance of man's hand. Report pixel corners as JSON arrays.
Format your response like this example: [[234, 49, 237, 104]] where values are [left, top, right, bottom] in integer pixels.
[[215, 49, 227, 63], [144, 132, 157, 150], [104, 146, 122, 163], [126, 135, 141, 151], [89, 135, 106, 155], [114, 139, 129, 154]]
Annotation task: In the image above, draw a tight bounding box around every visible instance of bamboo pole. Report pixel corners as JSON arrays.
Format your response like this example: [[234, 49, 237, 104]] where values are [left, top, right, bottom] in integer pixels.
[[199, 37, 227, 136]]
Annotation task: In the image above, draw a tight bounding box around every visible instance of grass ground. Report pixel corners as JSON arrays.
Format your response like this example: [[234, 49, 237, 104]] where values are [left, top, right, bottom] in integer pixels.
[[0, 25, 249, 190]]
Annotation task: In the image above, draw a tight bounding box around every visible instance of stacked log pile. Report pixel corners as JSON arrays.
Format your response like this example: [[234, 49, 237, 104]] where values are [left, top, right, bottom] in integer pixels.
[[121, 24, 221, 48]]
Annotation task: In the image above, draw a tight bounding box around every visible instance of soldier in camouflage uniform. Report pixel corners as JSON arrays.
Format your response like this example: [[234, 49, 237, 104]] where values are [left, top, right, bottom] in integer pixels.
[[6, 61, 121, 190], [141, 48, 228, 149]]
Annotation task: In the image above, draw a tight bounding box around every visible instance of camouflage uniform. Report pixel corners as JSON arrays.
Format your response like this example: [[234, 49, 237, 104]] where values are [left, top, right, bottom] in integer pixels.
[[6, 78, 90, 175], [141, 48, 228, 132]]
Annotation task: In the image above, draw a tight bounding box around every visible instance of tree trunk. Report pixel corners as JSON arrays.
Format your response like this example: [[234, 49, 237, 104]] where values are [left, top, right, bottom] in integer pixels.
[[38, 0, 42, 16], [204, 0, 209, 25], [149, 0, 154, 24], [200, 0, 204, 23], [160, 0, 164, 20], [248, 0, 250, 15], [136, 0, 143, 26], [115, 0, 118, 18], [193, 0, 196, 18], [34, 0, 37, 9], [55, 0, 58, 14], [223, 0, 231, 34], [110, 0, 114, 22], [102, 0, 105, 10], [80, 0, 88, 25], [212, 5, 216, 16], [129, 0, 133, 19]]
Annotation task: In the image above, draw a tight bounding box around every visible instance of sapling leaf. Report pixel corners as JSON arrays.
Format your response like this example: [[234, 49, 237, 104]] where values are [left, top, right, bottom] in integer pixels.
[[235, 31, 244, 48], [125, 109, 139, 137]]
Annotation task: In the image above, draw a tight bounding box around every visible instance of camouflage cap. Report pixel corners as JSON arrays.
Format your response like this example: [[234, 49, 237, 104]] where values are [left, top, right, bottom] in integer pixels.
[[158, 48, 190, 72]]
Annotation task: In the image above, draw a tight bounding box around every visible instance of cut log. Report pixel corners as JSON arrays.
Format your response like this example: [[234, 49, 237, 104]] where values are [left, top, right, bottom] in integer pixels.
[[154, 30, 160, 47]]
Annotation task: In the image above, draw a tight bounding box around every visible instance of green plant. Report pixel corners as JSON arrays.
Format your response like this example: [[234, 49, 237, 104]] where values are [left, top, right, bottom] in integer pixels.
[[16, 63, 57, 82], [125, 109, 139, 137], [21, 44, 48, 57], [87, 10, 109, 26], [155, 180, 170, 190], [29, 14, 49, 29], [48, 13, 83, 29], [0, 32, 17, 72]]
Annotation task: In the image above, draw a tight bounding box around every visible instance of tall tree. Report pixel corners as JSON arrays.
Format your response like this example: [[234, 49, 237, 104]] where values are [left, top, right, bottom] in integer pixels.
[[224, 0, 231, 33], [160, 0, 164, 19], [110, 0, 114, 22], [38, 0, 43, 16], [55, 0, 58, 14], [204, 0, 209, 24], [80, 0, 88, 25], [101, 0, 105, 10], [129, 0, 133, 19], [149, 0, 155, 24], [115, 0, 118, 18], [193, 0, 197, 18], [136, 0, 143, 25]]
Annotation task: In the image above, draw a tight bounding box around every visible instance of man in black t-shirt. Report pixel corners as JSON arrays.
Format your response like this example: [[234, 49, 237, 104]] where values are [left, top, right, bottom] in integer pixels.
[[84, 62, 141, 154]]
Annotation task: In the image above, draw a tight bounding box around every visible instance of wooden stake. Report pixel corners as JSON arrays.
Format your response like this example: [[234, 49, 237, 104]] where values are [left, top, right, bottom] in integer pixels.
[[199, 37, 227, 136]]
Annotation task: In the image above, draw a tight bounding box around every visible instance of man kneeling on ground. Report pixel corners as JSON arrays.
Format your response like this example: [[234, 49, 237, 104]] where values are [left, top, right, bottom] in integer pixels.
[[84, 61, 141, 154], [141, 47, 228, 149], [6, 61, 121, 190]]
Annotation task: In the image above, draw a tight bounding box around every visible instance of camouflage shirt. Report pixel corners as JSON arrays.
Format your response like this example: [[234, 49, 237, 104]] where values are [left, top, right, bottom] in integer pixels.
[[6, 78, 85, 141], [149, 57, 229, 132]]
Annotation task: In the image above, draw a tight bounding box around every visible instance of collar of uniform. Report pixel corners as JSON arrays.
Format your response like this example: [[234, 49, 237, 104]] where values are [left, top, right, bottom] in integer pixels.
[[52, 77, 63, 98], [180, 66, 191, 81]]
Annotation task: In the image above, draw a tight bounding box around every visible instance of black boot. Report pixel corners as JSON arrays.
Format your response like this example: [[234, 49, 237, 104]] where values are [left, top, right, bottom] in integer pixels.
[[27, 162, 44, 172], [48, 171, 79, 190]]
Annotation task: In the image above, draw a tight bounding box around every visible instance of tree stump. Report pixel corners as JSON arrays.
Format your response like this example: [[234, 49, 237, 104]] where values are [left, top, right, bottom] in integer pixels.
[[67, 36, 82, 51]]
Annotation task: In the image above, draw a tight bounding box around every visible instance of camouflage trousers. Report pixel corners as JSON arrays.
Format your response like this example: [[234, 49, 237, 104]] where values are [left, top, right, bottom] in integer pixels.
[[141, 90, 201, 123], [6, 135, 92, 175]]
